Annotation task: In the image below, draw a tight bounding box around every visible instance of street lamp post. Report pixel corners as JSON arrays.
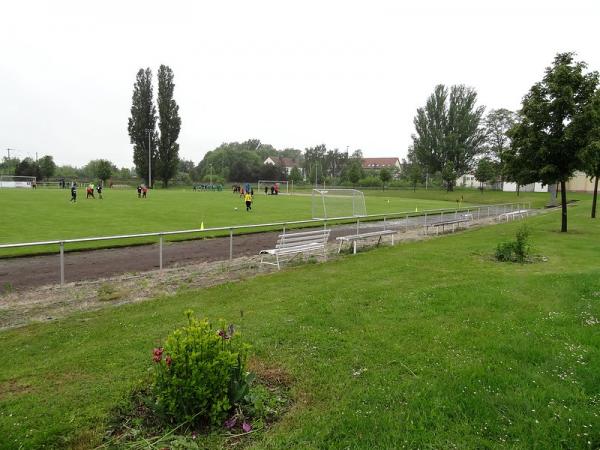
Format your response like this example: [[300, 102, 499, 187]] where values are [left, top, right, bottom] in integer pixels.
[[145, 129, 152, 187]]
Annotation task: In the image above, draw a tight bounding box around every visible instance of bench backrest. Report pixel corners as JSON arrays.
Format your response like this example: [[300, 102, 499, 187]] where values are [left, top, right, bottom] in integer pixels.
[[276, 229, 331, 250]]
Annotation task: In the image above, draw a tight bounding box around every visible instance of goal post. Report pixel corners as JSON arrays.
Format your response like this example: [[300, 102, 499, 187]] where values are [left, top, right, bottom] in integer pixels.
[[0, 175, 37, 188], [312, 188, 367, 219], [257, 180, 289, 194]]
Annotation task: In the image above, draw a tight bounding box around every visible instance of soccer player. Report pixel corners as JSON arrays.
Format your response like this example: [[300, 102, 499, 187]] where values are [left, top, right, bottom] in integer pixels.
[[97, 183, 103, 199], [244, 191, 253, 211], [137, 185, 142, 198], [70, 182, 77, 202], [142, 185, 148, 198]]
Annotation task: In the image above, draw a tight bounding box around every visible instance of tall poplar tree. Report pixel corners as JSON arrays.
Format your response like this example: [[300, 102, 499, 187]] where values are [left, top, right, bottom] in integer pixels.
[[157, 65, 181, 188], [128, 68, 157, 186]]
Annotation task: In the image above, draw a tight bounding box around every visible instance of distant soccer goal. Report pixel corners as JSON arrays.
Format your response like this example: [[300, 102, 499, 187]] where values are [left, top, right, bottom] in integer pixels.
[[258, 180, 289, 194], [0, 175, 36, 188], [312, 188, 367, 219]]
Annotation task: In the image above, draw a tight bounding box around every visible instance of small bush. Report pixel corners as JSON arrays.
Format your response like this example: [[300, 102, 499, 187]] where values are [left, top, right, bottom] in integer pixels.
[[495, 225, 531, 263], [152, 310, 251, 426]]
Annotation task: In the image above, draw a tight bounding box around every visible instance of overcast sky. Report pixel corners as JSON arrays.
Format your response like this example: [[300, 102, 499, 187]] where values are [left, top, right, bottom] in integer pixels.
[[1, 0, 599, 168]]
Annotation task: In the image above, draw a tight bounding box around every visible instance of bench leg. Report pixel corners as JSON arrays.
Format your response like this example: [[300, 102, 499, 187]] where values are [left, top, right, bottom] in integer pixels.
[[391, 234, 394, 246], [276, 253, 280, 270], [353, 241, 357, 254], [338, 240, 343, 254]]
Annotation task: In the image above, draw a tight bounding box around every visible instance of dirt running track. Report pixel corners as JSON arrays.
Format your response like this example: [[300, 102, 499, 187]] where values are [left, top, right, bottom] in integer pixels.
[[0, 226, 364, 291], [0, 207, 519, 291]]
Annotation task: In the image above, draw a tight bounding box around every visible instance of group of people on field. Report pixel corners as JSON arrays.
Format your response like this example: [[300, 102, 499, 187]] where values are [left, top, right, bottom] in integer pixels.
[[136, 185, 149, 198], [69, 181, 103, 202], [263, 183, 280, 195]]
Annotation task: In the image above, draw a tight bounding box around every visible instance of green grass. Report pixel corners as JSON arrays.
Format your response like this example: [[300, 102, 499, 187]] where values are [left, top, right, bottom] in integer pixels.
[[1, 201, 599, 448], [0, 187, 540, 257]]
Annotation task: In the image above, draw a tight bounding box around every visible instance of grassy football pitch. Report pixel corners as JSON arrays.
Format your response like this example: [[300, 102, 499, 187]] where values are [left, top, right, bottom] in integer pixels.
[[0, 188, 547, 257], [0, 199, 598, 448]]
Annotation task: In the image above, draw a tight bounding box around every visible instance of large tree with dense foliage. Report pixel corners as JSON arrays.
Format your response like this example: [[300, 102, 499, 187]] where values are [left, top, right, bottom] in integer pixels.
[[128, 68, 157, 186], [14, 158, 41, 179], [94, 159, 114, 183], [37, 155, 56, 180], [410, 84, 486, 191], [509, 53, 598, 232], [156, 65, 181, 188]]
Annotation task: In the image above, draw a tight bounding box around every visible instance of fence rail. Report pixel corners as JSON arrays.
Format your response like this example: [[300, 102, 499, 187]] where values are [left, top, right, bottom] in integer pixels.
[[0, 202, 530, 286]]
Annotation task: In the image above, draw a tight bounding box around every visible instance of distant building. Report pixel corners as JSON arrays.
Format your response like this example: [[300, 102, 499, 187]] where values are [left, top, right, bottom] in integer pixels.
[[457, 174, 477, 189], [263, 156, 303, 176], [361, 158, 401, 171], [563, 171, 596, 192], [503, 182, 548, 193], [502, 172, 596, 193]]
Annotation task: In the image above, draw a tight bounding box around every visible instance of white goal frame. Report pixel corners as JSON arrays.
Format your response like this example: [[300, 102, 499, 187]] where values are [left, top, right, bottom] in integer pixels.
[[0, 175, 37, 188], [311, 188, 367, 219], [258, 180, 289, 194]]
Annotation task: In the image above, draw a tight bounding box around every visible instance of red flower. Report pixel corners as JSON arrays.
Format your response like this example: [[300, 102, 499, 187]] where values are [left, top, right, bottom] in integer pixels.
[[166, 355, 172, 367], [152, 347, 163, 363]]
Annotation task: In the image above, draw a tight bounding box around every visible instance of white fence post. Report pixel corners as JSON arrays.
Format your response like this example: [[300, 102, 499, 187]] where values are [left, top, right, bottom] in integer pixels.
[[59, 241, 64, 286], [356, 218, 360, 235], [229, 228, 233, 261], [405, 214, 409, 232], [159, 234, 163, 271]]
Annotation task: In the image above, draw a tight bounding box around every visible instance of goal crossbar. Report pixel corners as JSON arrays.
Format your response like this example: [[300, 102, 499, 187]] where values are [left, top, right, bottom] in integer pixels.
[[311, 188, 367, 219], [257, 180, 289, 194]]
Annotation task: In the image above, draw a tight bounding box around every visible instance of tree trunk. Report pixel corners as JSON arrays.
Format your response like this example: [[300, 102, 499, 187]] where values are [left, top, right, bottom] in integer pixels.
[[560, 180, 568, 232], [516, 184, 520, 197], [592, 176, 598, 219]]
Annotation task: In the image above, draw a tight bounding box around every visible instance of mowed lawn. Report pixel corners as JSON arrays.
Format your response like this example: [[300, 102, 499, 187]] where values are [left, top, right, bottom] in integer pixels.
[[0, 188, 551, 257], [1, 202, 599, 448]]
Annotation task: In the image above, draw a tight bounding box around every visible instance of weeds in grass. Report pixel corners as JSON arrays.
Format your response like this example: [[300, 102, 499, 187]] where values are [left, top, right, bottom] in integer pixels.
[[103, 311, 290, 447], [495, 225, 531, 263], [97, 283, 127, 302], [2, 282, 14, 296]]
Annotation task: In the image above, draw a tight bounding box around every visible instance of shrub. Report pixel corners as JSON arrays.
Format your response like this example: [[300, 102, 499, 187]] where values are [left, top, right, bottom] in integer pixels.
[[495, 225, 531, 263], [152, 310, 251, 426]]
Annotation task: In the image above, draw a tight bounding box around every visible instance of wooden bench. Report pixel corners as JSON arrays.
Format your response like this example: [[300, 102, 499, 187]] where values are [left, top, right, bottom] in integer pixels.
[[260, 229, 331, 269], [498, 209, 528, 221], [336, 229, 396, 254], [424, 218, 471, 235]]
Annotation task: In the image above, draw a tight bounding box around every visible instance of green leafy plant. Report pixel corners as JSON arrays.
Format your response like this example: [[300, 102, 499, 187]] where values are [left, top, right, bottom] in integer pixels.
[[495, 225, 531, 263], [152, 310, 250, 426]]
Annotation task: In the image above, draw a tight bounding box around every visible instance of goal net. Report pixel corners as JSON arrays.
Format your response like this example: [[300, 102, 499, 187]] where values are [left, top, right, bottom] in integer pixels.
[[0, 175, 36, 188], [312, 188, 367, 219], [258, 180, 289, 194]]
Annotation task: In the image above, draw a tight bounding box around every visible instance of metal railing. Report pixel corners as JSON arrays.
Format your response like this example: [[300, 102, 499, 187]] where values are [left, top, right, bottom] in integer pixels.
[[0, 202, 530, 286]]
